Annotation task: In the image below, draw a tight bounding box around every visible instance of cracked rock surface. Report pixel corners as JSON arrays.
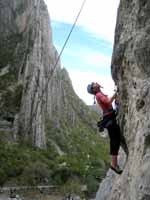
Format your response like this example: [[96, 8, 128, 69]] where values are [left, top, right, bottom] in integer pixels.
[[96, 1, 150, 200]]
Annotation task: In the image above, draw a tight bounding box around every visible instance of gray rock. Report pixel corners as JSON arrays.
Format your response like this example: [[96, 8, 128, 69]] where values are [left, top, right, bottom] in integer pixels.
[[0, 0, 54, 147], [96, 0, 150, 199]]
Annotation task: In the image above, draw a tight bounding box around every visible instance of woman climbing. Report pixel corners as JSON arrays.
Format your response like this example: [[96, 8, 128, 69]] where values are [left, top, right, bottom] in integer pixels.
[[87, 82, 122, 175]]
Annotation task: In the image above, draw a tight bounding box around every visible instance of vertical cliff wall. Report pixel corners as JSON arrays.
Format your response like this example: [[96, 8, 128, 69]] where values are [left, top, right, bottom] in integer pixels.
[[96, 0, 150, 199], [0, 0, 57, 147]]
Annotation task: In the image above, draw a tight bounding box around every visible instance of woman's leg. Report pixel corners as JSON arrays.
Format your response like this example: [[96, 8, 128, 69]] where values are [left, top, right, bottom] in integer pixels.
[[107, 122, 122, 174], [107, 122, 121, 167]]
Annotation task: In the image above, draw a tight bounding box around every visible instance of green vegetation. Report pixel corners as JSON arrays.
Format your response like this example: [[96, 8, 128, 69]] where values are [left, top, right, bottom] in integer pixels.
[[45, 112, 109, 196], [0, 84, 23, 115], [0, 127, 109, 196], [0, 71, 16, 91], [0, 34, 23, 71], [0, 141, 55, 186]]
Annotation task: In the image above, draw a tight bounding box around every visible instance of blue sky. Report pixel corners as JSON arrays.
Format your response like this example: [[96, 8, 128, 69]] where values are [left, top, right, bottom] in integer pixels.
[[51, 21, 112, 74], [44, 0, 120, 104]]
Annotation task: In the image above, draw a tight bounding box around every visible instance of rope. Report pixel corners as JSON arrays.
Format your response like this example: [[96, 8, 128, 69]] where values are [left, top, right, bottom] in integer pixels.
[[53, 0, 87, 70], [27, 0, 87, 135]]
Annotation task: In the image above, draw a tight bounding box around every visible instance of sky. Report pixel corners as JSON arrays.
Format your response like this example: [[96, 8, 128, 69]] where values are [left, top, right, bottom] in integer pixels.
[[44, 0, 120, 105]]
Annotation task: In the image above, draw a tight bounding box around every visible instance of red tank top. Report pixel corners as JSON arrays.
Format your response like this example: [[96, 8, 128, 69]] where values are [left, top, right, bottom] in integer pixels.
[[96, 91, 113, 114]]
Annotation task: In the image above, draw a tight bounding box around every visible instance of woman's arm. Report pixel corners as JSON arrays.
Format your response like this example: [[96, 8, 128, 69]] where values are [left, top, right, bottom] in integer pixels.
[[109, 92, 117, 103]]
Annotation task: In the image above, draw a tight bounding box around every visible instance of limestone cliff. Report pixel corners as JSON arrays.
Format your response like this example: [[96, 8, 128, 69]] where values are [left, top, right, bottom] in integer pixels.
[[96, 1, 150, 200], [0, 0, 56, 147]]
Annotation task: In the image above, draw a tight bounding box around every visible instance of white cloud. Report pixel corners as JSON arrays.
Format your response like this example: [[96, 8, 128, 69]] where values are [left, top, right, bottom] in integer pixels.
[[68, 69, 115, 105], [44, 0, 120, 43], [86, 53, 111, 68], [55, 43, 111, 69]]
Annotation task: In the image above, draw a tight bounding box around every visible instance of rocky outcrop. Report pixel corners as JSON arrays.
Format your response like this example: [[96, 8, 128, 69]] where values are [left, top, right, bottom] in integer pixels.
[[96, 1, 150, 200]]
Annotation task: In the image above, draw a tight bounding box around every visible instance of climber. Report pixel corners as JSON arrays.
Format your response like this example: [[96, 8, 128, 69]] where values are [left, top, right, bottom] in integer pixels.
[[87, 82, 122, 175]]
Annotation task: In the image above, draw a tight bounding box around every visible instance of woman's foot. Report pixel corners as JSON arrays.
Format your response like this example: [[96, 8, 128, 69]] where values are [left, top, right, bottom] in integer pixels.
[[110, 165, 123, 174]]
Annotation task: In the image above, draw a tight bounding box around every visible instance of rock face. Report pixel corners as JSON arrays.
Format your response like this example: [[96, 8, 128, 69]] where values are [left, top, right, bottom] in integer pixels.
[[96, 1, 150, 200], [0, 0, 56, 147], [0, 0, 97, 148]]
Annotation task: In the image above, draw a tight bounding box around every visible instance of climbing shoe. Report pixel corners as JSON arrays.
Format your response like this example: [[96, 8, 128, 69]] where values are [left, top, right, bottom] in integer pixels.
[[110, 165, 123, 175]]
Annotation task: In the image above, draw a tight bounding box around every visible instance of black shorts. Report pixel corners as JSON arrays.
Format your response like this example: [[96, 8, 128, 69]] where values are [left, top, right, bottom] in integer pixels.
[[103, 113, 121, 155]]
